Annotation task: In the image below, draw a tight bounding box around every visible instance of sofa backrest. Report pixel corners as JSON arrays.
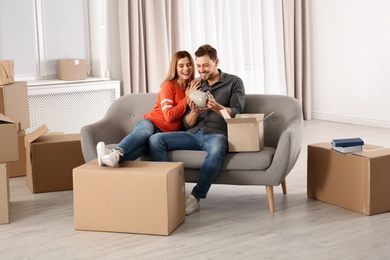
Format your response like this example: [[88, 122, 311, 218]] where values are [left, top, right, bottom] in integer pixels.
[[244, 94, 302, 148], [104, 93, 302, 149]]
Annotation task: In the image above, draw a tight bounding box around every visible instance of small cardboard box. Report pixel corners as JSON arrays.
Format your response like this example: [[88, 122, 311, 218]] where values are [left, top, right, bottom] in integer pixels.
[[0, 163, 10, 224], [0, 60, 14, 85], [0, 81, 30, 130], [8, 130, 26, 177], [307, 142, 390, 215], [25, 125, 85, 193], [0, 114, 18, 163], [73, 160, 186, 236], [221, 110, 273, 152], [57, 59, 87, 80]]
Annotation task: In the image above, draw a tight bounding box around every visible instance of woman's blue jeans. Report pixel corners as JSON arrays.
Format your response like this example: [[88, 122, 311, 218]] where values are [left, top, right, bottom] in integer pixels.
[[116, 118, 162, 162], [149, 128, 228, 199]]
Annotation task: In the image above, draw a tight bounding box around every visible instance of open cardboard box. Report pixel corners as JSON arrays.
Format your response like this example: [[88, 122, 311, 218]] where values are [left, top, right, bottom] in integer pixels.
[[25, 125, 85, 193], [221, 109, 274, 152]]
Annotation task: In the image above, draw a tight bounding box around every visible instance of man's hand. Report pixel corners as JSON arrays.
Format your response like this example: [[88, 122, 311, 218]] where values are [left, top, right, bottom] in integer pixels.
[[206, 91, 232, 117]]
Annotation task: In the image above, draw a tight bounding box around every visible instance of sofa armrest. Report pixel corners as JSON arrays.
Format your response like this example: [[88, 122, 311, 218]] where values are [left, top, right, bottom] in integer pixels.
[[263, 119, 303, 186]]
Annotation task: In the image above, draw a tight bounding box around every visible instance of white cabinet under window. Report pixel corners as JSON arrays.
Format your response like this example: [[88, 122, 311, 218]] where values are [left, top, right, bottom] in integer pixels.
[[27, 79, 120, 134]]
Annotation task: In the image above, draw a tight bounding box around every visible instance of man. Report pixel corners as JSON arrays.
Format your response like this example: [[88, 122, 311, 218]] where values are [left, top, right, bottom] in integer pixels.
[[149, 44, 245, 215]]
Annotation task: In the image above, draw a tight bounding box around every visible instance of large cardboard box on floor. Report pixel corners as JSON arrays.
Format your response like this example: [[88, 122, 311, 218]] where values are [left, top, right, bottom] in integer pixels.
[[0, 114, 18, 163], [25, 125, 85, 193], [0, 163, 10, 224], [8, 130, 27, 177], [57, 59, 87, 80], [307, 142, 390, 215], [221, 110, 273, 152], [73, 160, 185, 236], [0, 60, 14, 85], [0, 81, 30, 130]]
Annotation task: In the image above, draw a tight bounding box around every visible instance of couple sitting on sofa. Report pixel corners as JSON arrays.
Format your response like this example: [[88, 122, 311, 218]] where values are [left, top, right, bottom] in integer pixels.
[[96, 44, 245, 216]]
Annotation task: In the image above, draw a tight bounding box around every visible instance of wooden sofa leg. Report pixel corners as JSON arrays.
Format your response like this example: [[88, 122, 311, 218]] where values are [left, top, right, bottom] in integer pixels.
[[265, 185, 275, 213], [282, 179, 287, 194]]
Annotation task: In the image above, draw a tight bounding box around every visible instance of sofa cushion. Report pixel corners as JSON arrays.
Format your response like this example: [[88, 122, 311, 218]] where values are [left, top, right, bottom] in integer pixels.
[[168, 147, 275, 171]]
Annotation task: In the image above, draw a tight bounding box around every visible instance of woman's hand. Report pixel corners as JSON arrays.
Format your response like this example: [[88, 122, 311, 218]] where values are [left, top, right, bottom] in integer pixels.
[[185, 78, 201, 96]]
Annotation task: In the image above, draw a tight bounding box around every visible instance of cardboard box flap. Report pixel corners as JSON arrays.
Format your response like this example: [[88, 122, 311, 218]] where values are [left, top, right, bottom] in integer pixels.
[[25, 124, 49, 191], [0, 60, 14, 85], [354, 147, 390, 159], [25, 124, 49, 146], [0, 113, 14, 124], [311, 142, 390, 159], [220, 109, 274, 123]]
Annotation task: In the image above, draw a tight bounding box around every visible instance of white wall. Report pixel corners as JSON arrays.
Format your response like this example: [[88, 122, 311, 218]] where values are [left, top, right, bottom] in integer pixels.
[[310, 0, 390, 128]]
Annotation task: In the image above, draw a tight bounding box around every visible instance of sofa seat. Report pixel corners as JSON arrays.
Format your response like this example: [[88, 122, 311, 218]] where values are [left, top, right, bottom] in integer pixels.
[[167, 147, 275, 171]]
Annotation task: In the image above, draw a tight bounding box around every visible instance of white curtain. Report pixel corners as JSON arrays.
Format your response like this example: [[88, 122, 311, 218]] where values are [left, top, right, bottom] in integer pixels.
[[117, 0, 286, 95], [179, 0, 286, 94]]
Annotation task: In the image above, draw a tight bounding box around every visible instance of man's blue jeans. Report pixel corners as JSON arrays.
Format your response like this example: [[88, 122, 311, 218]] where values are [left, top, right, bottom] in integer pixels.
[[149, 128, 228, 199], [116, 118, 162, 162]]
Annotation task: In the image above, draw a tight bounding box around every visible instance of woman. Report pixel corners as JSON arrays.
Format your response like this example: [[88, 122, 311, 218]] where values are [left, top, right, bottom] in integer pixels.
[[97, 50, 199, 167]]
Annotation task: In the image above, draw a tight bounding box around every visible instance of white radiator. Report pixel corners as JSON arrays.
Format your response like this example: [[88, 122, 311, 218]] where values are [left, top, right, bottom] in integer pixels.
[[27, 80, 121, 134]]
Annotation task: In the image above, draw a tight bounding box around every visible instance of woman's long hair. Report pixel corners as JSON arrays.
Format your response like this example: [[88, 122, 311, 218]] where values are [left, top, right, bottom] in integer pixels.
[[161, 50, 195, 87]]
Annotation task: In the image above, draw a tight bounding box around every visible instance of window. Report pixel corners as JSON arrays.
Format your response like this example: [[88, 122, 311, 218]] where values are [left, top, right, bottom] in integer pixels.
[[0, 0, 106, 81]]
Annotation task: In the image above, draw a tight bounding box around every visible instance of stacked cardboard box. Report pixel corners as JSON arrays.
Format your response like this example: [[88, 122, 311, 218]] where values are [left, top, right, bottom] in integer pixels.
[[0, 60, 29, 223], [0, 115, 18, 224], [0, 164, 11, 224], [0, 71, 30, 178]]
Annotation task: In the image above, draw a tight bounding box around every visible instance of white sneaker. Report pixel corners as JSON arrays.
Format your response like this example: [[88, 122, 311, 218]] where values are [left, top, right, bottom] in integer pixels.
[[185, 194, 200, 215], [102, 150, 121, 168], [96, 142, 110, 166]]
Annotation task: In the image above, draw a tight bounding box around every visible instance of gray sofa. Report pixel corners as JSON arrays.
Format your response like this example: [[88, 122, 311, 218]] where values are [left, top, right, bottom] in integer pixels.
[[80, 93, 304, 213]]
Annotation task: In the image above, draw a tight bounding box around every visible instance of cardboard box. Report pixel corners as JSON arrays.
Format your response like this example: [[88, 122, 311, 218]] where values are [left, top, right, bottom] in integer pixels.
[[25, 125, 85, 193], [73, 160, 186, 236], [57, 59, 87, 80], [0, 81, 30, 130], [307, 142, 390, 215], [0, 163, 10, 224], [0, 114, 18, 163], [0, 60, 14, 85], [8, 130, 26, 177], [221, 110, 273, 152]]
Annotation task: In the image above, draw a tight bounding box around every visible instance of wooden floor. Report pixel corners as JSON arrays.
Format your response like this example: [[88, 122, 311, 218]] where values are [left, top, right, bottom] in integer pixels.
[[2, 119, 390, 259]]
